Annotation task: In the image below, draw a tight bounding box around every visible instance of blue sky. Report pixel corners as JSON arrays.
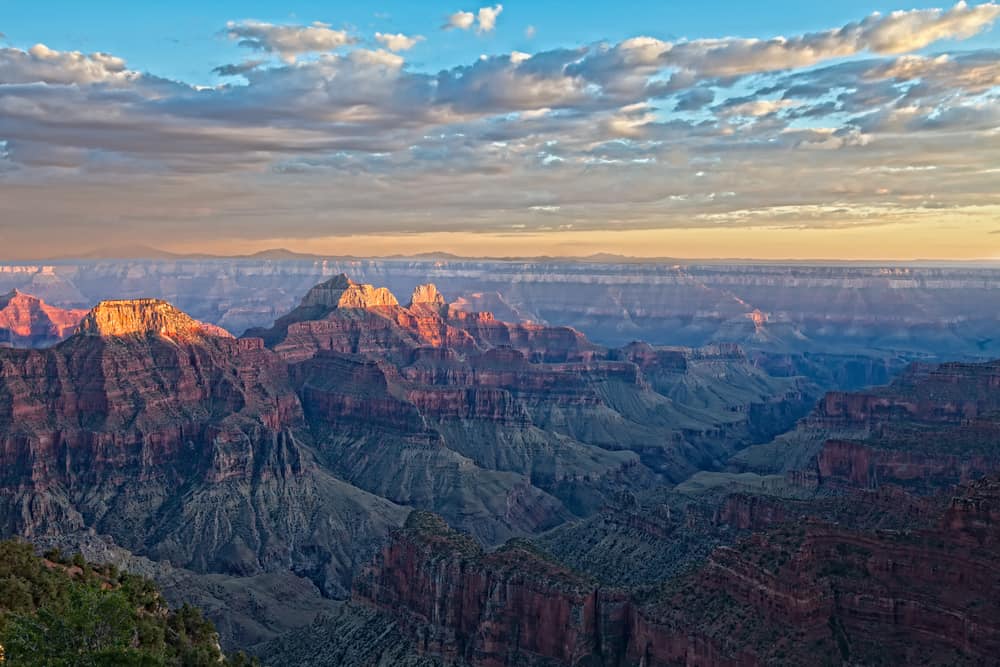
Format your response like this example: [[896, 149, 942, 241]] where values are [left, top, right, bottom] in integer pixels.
[[3, 1, 997, 83], [1, 2, 999, 259]]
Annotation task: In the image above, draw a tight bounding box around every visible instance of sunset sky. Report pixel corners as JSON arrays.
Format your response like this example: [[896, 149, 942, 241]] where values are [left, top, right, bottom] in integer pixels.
[[1, 1, 999, 260]]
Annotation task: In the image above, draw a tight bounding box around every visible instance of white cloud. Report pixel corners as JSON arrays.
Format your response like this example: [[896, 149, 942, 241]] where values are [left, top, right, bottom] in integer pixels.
[[225, 20, 354, 62], [444, 10, 476, 30], [348, 48, 405, 69], [374, 32, 424, 52], [722, 99, 798, 117], [861, 0, 1000, 53], [477, 5, 504, 33], [444, 5, 503, 33], [0, 43, 135, 85], [659, 1, 1000, 77]]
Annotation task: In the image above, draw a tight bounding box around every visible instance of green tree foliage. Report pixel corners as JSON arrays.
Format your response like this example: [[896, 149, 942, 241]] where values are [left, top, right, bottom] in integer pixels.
[[0, 540, 259, 667]]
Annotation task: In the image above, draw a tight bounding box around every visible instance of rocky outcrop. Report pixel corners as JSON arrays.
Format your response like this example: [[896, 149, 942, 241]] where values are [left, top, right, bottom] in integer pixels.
[[77, 298, 232, 340], [0, 289, 87, 348], [300, 274, 399, 310], [408, 284, 446, 310], [246, 277, 814, 537], [640, 478, 1000, 665]]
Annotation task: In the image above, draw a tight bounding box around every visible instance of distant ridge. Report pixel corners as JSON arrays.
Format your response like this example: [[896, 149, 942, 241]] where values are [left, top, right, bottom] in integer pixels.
[[37, 245, 1000, 268]]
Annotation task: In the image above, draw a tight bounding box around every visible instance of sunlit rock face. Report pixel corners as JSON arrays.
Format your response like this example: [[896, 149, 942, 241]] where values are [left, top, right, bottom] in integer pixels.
[[0, 289, 87, 348], [299, 274, 399, 310], [408, 283, 446, 309], [77, 299, 234, 340]]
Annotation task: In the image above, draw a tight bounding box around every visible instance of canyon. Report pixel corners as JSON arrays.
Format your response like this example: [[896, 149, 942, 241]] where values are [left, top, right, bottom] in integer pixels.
[[0, 268, 997, 665], [1, 257, 997, 362]]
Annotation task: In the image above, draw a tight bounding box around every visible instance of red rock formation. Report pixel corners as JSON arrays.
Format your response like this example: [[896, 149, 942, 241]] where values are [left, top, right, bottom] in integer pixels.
[[356, 478, 1000, 666], [408, 283, 446, 311], [811, 360, 1000, 430], [0, 289, 87, 348]]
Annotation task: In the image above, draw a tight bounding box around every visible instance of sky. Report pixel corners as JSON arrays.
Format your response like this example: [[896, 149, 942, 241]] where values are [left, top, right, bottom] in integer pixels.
[[1, 1, 999, 260]]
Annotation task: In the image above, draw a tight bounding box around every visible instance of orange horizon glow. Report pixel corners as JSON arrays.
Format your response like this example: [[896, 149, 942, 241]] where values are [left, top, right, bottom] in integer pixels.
[[155, 220, 1000, 263]]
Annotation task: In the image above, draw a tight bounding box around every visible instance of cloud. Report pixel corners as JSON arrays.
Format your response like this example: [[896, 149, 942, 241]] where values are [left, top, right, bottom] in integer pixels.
[[225, 20, 354, 62], [0, 43, 134, 85], [374, 32, 424, 52], [443, 5, 503, 33], [444, 10, 476, 31], [348, 48, 406, 69], [861, 0, 1000, 53], [477, 5, 504, 33], [651, 1, 1000, 77]]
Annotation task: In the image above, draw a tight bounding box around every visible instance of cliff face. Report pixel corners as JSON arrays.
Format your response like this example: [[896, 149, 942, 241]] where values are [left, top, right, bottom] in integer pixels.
[[0, 298, 405, 597], [734, 358, 1000, 491], [355, 478, 1000, 667], [0, 289, 87, 348], [299, 274, 400, 310], [354, 512, 629, 667]]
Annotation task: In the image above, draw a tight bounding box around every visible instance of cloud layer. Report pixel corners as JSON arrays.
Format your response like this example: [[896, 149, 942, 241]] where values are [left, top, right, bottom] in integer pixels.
[[1, 2, 999, 258]]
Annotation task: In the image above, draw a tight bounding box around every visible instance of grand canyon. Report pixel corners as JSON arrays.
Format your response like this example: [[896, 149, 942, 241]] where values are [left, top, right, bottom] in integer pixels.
[[0, 263, 998, 665], [4, 1, 1000, 663]]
